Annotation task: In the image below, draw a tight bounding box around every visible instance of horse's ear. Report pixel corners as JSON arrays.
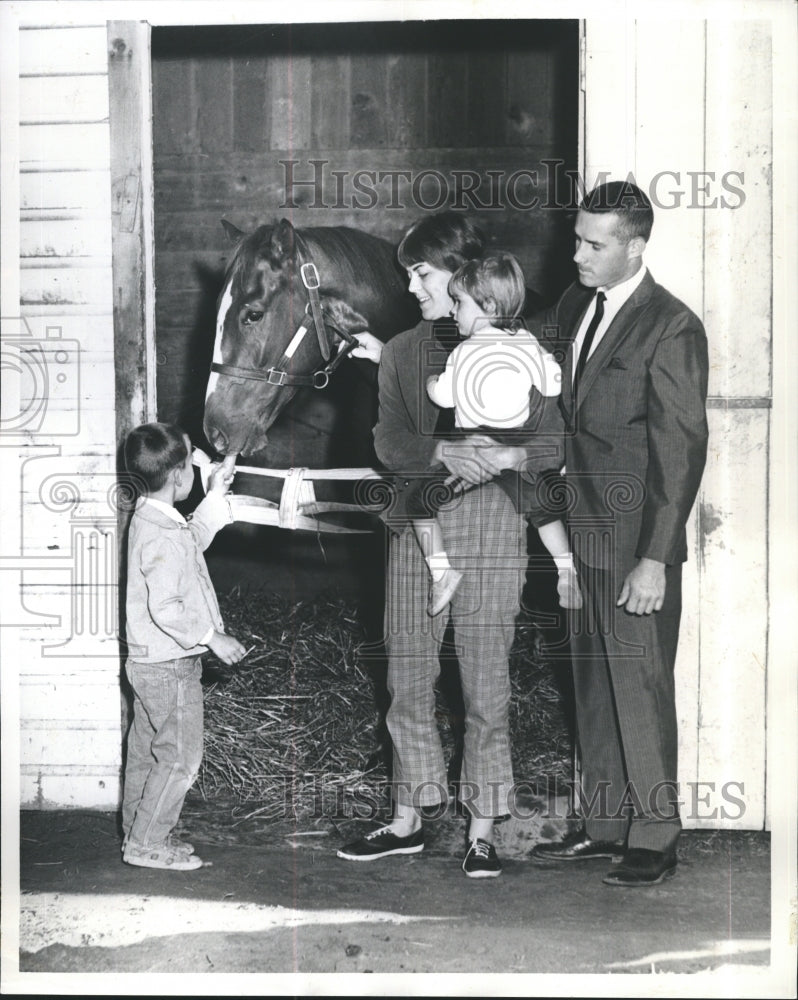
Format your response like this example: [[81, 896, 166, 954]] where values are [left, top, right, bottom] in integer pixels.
[[269, 218, 296, 261], [221, 219, 245, 244]]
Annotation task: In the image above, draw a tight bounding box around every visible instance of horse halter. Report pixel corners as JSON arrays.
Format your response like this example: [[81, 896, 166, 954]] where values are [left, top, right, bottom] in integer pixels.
[[210, 232, 359, 390]]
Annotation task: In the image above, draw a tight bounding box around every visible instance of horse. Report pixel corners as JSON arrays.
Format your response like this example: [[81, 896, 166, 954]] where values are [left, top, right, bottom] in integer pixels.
[[203, 218, 420, 472]]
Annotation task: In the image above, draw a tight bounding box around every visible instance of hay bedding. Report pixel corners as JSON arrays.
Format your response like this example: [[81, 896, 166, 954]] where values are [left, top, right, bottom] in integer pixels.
[[197, 586, 572, 826]]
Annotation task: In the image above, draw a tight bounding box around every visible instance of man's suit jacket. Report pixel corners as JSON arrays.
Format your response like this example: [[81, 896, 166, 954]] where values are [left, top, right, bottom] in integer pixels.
[[536, 270, 709, 572]]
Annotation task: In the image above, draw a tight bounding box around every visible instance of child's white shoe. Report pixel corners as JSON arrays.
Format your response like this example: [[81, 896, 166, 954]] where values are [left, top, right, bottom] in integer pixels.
[[428, 567, 463, 617]]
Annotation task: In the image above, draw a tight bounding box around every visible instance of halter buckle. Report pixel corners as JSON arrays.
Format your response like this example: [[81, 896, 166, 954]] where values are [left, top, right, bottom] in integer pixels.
[[300, 262, 320, 290], [266, 368, 289, 386]]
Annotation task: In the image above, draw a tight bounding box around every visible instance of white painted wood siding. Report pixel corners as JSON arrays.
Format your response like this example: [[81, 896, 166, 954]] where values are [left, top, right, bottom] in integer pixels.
[[7, 22, 122, 809]]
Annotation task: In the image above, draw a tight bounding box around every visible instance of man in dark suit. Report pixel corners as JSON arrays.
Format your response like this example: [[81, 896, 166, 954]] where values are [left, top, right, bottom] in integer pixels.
[[532, 181, 709, 886]]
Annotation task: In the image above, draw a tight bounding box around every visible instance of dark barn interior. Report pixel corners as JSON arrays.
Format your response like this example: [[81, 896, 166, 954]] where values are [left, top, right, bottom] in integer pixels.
[[150, 19, 579, 606]]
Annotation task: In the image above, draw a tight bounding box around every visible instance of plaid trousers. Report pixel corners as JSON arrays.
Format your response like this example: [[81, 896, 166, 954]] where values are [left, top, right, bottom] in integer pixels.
[[384, 482, 526, 818]]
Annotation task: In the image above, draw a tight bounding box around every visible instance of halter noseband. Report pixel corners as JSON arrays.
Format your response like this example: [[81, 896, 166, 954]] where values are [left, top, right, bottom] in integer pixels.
[[210, 232, 359, 389]]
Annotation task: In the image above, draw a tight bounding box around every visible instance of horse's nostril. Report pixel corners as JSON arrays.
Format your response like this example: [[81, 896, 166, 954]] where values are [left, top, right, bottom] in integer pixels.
[[207, 425, 229, 455]]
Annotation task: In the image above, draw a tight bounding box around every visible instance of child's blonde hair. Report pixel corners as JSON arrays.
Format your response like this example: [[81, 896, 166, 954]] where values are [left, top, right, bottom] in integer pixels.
[[449, 251, 527, 330]]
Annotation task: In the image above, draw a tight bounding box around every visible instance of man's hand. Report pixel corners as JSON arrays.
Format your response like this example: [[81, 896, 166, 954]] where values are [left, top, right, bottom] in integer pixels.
[[617, 558, 666, 615], [207, 630, 247, 665], [433, 435, 526, 485]]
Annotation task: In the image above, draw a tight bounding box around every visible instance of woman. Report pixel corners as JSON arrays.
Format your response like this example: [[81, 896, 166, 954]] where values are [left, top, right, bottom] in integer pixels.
[[337, 212, 546, 878]]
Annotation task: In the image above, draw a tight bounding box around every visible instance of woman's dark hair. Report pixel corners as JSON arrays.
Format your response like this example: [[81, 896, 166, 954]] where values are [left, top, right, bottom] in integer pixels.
[[397, 211, 487, 273], [124, 422, 188, 493]]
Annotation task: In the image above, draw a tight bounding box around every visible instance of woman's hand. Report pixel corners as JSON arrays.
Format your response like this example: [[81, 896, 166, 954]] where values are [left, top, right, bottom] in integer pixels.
[[433, 436, 525, 484], [347, 331, 384, 364]]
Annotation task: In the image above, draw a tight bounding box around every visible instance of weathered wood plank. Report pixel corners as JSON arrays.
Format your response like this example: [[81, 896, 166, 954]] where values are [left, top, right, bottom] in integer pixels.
[[19, 26, 108, 76], [21, 218, 112, 259], [427, 53, 468, 148], [269, 54, 312, 152], [20, 122, 111, 169], [703, 19, 772, 399], [19, 75, 109, 125], [197, 57, 234, 155], [694, 408, 768, 829], [152, 58, 195, 156], [310, 54, 350, 149], [350, 54, 387, 149], [385, 53, 426, 148], [21, 170, 112, 213], [233, 56, 270, 153], [108, 20, 157, 449]]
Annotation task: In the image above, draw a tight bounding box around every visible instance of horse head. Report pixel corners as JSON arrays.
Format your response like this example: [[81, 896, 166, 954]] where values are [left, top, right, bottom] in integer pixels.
[[203, 218, 418, 458]]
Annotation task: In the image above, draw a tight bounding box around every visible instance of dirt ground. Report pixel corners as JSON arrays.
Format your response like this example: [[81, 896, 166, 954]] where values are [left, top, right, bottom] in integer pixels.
[[9, 795, 781, 995]]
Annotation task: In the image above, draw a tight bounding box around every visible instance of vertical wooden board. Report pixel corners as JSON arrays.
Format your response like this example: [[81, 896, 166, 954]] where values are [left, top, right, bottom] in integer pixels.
[[19, 26, 108, 75], [350, 54, 388, 149], [634, 20, 706, 319], [196, 57, 233, 154], [695, 408, 768, 829], [465, 52, 506, 148], [233, 56, 269, 153], [704, 20, 772, 400], [427, 53, 468, 148], [311, 54, 350, 149], [152, 59, 195, 156], [505, 49, 553, 147], [674, 507, 702, 818], [582, 19, 637, 186], [269, 54, 312, 151], [385, 53, 426, 149]]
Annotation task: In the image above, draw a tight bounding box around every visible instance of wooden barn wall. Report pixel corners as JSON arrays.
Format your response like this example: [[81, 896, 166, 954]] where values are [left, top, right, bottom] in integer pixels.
[[150, 21, 579, 440], [584, 18, 775, 830], [10, 22, 122, 809]]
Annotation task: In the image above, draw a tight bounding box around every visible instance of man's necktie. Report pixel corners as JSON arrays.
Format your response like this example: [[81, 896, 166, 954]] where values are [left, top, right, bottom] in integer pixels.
[[572, 290, 606, 400]]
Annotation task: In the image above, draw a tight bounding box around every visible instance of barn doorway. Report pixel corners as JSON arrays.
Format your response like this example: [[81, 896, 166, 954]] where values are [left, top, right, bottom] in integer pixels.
[[149, 19, 580, 599]]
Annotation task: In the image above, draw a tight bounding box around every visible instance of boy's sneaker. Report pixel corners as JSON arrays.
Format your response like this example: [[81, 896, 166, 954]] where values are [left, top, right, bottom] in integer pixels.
[[462, 838, 502, 878], [123, 840, 203, 871], [337, 825, 424, 861], [428, 567, 463, 617], [166, 833, 195, 855], [122, 833, 194, 856]]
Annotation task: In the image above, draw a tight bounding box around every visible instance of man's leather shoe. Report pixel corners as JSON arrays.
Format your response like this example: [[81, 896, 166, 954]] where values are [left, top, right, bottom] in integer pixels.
[[531, 828, 625, 863], [602, 848, 677, 887]]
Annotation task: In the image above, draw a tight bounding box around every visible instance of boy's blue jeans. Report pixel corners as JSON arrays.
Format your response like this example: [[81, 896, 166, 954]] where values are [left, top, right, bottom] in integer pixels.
[[122, 655, 204, 848]]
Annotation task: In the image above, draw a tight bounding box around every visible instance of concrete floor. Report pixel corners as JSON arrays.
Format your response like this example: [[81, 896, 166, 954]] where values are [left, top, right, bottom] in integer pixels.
[[6, 802, 787, 997]]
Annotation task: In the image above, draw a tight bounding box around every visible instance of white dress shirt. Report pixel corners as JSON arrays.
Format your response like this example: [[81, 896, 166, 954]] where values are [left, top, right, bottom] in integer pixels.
[[571, 265, 648, 383]]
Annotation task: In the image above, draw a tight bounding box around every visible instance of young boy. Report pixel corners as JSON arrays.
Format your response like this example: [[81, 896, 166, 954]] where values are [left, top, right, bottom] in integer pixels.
[[122, 422, 245, 870]]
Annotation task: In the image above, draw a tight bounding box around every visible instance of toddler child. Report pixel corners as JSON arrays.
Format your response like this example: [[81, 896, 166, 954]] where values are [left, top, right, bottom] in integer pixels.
[[390, 252, 581, 616], [122, 422, 246, 870]]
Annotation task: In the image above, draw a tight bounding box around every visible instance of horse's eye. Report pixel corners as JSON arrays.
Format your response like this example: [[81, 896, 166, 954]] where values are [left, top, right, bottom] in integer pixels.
[[242, 309, 264, 325]]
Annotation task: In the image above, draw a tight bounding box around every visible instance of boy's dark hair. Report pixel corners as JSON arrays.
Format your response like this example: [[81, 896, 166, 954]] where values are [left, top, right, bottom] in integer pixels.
[[580, 180, 654, 242], [397, 211, 486, 273], [449, 252, 527, 330], [124, 422, 188, 493]]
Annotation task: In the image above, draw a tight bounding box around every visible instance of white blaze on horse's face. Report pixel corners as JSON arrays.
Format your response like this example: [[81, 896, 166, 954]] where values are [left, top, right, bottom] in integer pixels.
[[206, 279, 234, 401]]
